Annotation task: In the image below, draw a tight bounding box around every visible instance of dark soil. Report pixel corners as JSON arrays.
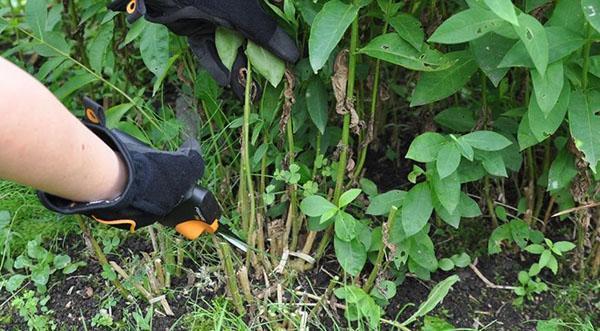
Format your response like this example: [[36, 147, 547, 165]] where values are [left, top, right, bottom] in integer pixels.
[[1, 233, 222, 331], [386, 254, 553, 331]]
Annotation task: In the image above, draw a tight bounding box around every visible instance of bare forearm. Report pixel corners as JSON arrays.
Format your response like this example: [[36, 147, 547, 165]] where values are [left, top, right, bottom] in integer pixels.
[[0, 57, 126, 202]]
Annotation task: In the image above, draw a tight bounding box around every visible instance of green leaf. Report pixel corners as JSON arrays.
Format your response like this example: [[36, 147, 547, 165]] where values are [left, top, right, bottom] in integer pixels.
[[434, 107, 475, 132], [499, 27, 584, 69], [438, 258, 454, 271], [0, 210, 10, 227], [548, 0, 585, 33], [518, 271, 530, 285], [358, 33, 450, 72], [25, 0, 47, 38], [428, 8, 504, 44], [140, 22, 170, 77], [513, 13, 548, 75], [14, 255, 32, 269], [484, 0, 519, 25], [334, 237, 367, 276], [54, 72, 97, 101], [215, 27, 244, 71], [510, 219, 531, 248], [300, 195, 337, 217], [528, 82, 570, 142], [359, 178, 378, 197], [305, 78, 329, 134], [518, 114, 539, 150], [402, 183, 433, 236], [297, 0, 322, 25], [568, 90, 600, 172], [480, 152, 508, 177], [338, 189, 362, 208], [389, 13, 424, 50], [553, 241, 576, 253], [582, 0, 600, 34], [539, 250, 552, 268], [320, 207, 339, 224], [410, 51, 479, 106], [115, 122, 150, 145], [408, 232, 438, 271], [246, 41, 285, 87], [450, 252, 471, 268], [63, 262, 86, 275], [33, 31, 72, 57], [335, 212, 358, 242], [489, 224, 511, 254], [309, 0, 359, 72], [455, 137, 475, 161], [529, 262, 542, 276], [433, 194, 460, 228], [6, 274, 27, 292], [470, 33, 513, 87], [87, 21, 114, 74], [53, 255, 71, 269], [406, 132, 447, 162], [460, 131, 512, 151], [423, 316, 456, 331], [370, 280, 397, 300], [459, 192, 482, 218], [27, 240, 48, 260], [403, 275, 460, 325], [536, 319, 563, 331], [525, 244, 545, 254], [431, 169, 460, 214], [547, 148, 577, 192], [152, 53, 180, 96], [31, 264, 50, 286], [436, 143, 461, 179], [531, 62, 564, 115], [366, 190, 406, 216], [122, 19, 146, 46]]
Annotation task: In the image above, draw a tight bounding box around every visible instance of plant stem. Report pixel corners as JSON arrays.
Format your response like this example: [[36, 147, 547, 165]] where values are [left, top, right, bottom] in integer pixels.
[[353, 21, 389, 179], [316, 4, 360, 261], [364, 206, 398, 293], [77, 216, 130, 300], [582, 25, 593, 90], [534, 140, 551, 220], [219, 242, 246, 315], [483, 176, 498, 228], [525, 148, 536, 224], [241, 63, 258, 269], [287, 117, 300, 251]]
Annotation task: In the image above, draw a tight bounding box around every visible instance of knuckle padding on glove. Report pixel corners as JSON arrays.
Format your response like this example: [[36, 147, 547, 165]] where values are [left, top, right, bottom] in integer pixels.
[[130, 148, 204, 216]]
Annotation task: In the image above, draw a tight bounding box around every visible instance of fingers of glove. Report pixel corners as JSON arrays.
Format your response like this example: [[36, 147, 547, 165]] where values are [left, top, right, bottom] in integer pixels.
[[143, 0, 299, 62], [188, 34, 231, 87], [187, 33, 261, 101]]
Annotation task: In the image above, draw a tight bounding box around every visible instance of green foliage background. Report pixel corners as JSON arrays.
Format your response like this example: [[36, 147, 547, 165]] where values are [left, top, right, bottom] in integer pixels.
[[1, 0, 599, 328]]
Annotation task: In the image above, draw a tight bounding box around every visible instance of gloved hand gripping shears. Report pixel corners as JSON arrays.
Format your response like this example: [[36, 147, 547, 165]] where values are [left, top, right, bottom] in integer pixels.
[[108, 0, 300, 100], [38, 98, 247, 250]]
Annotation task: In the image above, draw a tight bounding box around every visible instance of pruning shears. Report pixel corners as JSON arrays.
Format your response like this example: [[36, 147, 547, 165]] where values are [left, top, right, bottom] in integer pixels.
[[163, 187, 248, 251]]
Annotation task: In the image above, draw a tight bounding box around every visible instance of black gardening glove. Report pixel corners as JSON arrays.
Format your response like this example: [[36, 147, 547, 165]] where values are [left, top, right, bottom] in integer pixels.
[[38, 98, 205, 232], [108, 0, 300, 100]]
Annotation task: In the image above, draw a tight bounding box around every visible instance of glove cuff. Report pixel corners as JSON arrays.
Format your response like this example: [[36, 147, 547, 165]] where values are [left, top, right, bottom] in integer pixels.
[[38, 98, 137, 216], [38, 97, 205, 231]]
